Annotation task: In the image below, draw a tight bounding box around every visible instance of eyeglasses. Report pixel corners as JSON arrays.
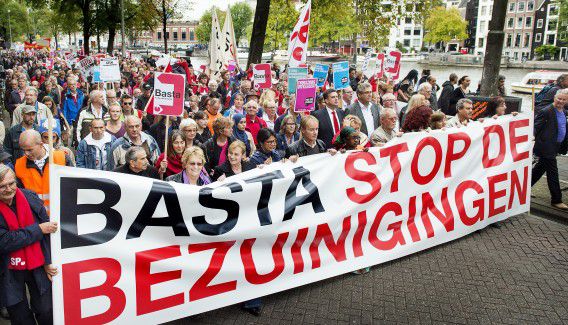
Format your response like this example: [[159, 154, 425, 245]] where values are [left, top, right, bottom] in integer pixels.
[[0, 180, 16, 191], [123, 102, 132, 105]]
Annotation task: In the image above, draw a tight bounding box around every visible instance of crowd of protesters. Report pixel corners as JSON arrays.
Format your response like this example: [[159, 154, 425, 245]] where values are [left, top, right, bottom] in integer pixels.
[[0, 49, 566, 322]]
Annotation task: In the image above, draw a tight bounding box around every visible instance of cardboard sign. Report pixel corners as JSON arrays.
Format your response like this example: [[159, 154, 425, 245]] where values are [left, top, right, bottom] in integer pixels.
[[294, 78, 317, 112], [332, 61, 350, 90], [99, 57, 121, 82], [287, 67, 309, 94], [153, 72, 186, 116], [313, 64, 329, 88], [252, 63, 272, 89], [77, 56, 95, 76], [384, 50, 402, 80]]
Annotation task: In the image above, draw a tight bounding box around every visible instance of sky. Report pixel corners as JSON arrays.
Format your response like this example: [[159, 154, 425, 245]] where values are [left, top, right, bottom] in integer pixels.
[[183, 0, 255, 21]]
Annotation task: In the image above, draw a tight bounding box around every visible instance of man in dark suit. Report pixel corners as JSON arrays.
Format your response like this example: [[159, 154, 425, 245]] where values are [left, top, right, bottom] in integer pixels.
[[7, 77, 27, 117], [312, 89, 345, 148], [347, 82, 381, 137], [532, 89, 568, 210]]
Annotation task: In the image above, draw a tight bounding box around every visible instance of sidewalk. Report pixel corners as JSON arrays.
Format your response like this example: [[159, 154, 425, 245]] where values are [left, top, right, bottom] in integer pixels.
[[531, 155, 568, 222]]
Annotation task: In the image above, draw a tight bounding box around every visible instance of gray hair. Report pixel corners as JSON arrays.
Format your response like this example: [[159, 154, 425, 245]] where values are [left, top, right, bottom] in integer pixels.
[[124, 115, 141, 126], [179, 118, 198, 130], [25, 87, 38, 96], [418, 82, 432, 92], [382, 92, 396, 101], [555, 88, 568, 98], [0, 164, 15, 183], [456, 98, 473, 111], [380, 107, 397, 119], [125, 147, 145, 164], [356, 82, 372, 94], [89, 89, 104, 102]]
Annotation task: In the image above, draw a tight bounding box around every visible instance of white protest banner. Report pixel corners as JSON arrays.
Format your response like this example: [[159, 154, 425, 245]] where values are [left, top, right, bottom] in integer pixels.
[[288, 0, 311, 67], [222, 5, 238, 69], [210, 9, 224, 76], [252, 63, 272, 89], [361, 49, 373, 73], [99, 57, 121, 82], [153, 72, 186, 116], [51, 115, 532, 324]]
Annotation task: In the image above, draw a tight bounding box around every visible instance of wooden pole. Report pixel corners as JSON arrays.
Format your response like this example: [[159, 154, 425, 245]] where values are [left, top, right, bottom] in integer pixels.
[[164, 116, 170, 158], [46, 108, 55, 166], [531, 86, 535, 111]]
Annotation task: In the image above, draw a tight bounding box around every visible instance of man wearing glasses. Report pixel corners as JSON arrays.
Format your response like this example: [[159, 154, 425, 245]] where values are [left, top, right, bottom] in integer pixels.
[[347, 82, 381, 137], [371, 107, 399, 146], [120, 94, 143, 120], [113, 147, 160, 179]]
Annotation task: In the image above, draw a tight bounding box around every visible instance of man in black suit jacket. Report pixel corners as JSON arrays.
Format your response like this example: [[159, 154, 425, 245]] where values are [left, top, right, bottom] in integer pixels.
[[532, 89, 568, 210], [312, 89, 346, 148], [347, 82, 380, 137]]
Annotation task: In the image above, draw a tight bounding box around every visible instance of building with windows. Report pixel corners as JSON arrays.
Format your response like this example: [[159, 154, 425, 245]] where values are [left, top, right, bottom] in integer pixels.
[[388, 16, 424, 52], [135, 21, 199, 49], [472, 0, 494, 55], [503, 0, 538, 61], [532, 0, 568, 60]]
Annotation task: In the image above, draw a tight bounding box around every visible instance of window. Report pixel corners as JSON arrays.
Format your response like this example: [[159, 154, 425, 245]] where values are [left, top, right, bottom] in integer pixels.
[[480, 21, 486, 32], [525, 17, 532, 27], [547, 34, 555, 44], [517, 17, 523, 28], [535, 33, 542, 42], [412, 39, 421, 47], [190, 31, 195, 41], [515, 34, 521, 47], [550, 5, 558, 16], [403, 39, 410, 46], [173, 31, 178, 40], [509, 2, 515, 12], [507, 18, 514, 28], [537, 19, 543, 28], [481, 6, 487, 15], [518, 2, 525, 11], [478, 38, 484, 47], [506, 34, 513, 47], [527, 1, 534, 11], [182, 32, 186, 40], [414, 29, 421, 35], [157, 32, 162, 40], [548, 18, 558, 30], [405, 17, 412, 24], [404, 29, 411, 36], [166, 32, 169, 39], [523, 33, 530, 47]]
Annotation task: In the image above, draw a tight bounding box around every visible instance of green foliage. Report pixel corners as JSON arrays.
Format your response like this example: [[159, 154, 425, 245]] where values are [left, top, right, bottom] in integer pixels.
[[310, 1, 359, 48], [358, 0, 442, 49], [265, 0, 297, 51], [424, 6, 468, 44], [230, 2, 253, 46], [534, 45, 559, 59], [0, 1, 31, 42], [195, 8, 226, 44], [559, 0, 568, 43], [395, 41, 408, 53]]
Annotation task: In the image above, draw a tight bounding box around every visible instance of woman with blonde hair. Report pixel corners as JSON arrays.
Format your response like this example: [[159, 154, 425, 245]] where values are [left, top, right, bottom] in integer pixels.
[[212, 140, 256, 182], [166, 146, 211, 185], [400, 93, 430, 125]]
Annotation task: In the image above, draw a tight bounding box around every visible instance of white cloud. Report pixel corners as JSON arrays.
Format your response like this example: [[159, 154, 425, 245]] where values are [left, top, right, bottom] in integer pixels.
[[182, 0, 256, 21]]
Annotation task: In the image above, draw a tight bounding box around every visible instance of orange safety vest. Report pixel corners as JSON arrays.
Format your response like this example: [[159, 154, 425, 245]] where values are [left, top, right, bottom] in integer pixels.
[[15, 151, 66, 213]]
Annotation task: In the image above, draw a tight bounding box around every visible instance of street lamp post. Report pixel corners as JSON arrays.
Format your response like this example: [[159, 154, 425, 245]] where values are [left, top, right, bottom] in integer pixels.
[[7, 10, 12, 48]]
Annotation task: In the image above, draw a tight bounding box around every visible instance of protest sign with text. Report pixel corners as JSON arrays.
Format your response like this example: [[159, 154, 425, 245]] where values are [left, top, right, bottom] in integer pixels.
[[153, 72, 186, 116], [294, 78, 317, 112], [313, 64, 329, 88], [288, 0, 311, 67], [288, 67, 309, 94], [77, 56, 95, 77], [99, 57, 121, 82], [51, 115, 532, 325], [332, 61, 350, 90], [384, 50, 402, 80], [253, 64, 272, 89]]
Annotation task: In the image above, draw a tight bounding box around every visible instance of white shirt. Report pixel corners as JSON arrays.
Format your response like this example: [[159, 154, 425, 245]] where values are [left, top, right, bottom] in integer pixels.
[[34, 144, 50, 170], [325, 106, 341, 133], [359, 101, 375, 137]]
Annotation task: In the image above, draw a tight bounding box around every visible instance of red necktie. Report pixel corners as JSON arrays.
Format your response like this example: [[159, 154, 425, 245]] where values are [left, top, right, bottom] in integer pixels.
[[331, 110, 340, 133]]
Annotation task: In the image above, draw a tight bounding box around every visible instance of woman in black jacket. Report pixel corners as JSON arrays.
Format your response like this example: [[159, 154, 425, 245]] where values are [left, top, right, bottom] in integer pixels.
[[447, 75, 471, 116], [212, 140, 256, 182]]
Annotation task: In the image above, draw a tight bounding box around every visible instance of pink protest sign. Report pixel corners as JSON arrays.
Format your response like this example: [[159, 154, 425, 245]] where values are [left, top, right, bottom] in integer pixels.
[[294, 78, 317, 113]]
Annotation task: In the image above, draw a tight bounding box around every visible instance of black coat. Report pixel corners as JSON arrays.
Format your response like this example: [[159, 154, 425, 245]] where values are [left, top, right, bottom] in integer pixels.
[[311, 108, 346, 149], [0, 189, 51, 307], [203, 136, 235, 174], [534, 105, 568, 159], [438, 81, 454, 113], [285, 139, 327, 158], [447, 87, 466, 116], [4, 124, 38, 163]]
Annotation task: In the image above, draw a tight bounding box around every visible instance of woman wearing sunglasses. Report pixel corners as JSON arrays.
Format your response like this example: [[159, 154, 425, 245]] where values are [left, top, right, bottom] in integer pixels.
[[166, 146, 211, 186]]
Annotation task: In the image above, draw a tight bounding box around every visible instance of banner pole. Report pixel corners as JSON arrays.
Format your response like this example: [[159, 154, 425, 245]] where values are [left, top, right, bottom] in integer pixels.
[[531, 86, 535, 112], [47, 108, 55, 166], [164, 116, 170, 158]]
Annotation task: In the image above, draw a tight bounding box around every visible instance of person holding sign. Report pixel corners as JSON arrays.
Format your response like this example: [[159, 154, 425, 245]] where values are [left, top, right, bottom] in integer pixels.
[[0, 164, 58, 325], [155, 130, 186, 179]]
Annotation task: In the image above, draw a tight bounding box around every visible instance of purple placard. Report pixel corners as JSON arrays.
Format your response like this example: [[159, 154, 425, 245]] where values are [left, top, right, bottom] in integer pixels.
[[294, 78, 317, 113]]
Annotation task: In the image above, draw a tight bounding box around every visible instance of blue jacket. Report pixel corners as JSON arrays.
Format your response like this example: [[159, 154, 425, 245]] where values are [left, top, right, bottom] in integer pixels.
[[62, 88, 85, 124], [534, 105, 568, 159], [249, 149, 282, 166], [76, 133, 117, 170], [0, 189, 51, 307], [276, 132, 300, 158]]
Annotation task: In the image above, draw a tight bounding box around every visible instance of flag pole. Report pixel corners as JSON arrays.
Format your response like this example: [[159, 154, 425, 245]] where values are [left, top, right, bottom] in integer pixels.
[[47, 108, 55, 166], [164, 116, 170, 158]]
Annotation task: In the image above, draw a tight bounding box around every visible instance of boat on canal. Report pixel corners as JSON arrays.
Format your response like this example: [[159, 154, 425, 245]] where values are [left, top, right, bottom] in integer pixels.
[[511, 70, 567, 94]]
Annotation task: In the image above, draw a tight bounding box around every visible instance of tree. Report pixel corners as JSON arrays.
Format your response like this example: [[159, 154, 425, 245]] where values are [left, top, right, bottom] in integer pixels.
[[423, 6, 468, 46], [0, 1, 31, 43], [195, 8, 226, 44], [535, 45, 560, 60], [248, 0, 270, 66], [230, 2, 253, 46], [50, 0, 95, 54], [310, 1, 358, 49], [265, 0, 297, 51]]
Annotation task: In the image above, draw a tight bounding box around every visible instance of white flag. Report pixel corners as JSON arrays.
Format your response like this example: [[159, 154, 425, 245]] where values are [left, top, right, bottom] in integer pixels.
[[222, 6, 238, 69], [288, 0, 311, 67], [210, 9, 224, 76]]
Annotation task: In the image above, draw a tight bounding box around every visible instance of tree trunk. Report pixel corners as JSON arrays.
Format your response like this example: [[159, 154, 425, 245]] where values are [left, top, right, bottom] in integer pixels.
[[162, 0, 168, 54], [248, 0, 270, 66], [107, 27, 116, 54], [54, 32, 59, 50], [82, 2, 91, 55], [97, 33, 101, 52], [480, 0, 507, 97]]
